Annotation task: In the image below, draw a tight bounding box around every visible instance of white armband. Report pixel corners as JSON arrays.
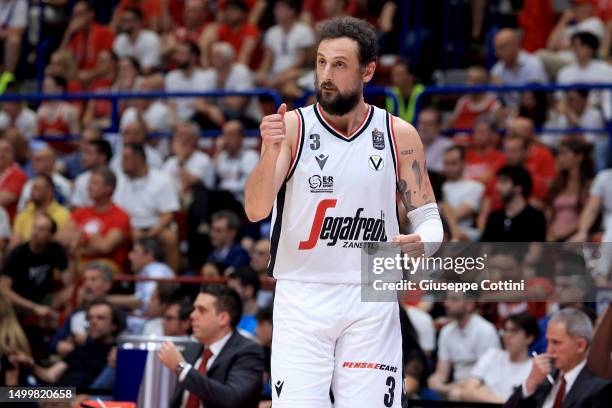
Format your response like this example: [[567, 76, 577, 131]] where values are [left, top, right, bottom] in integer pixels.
[[407, 203, 443, 257]]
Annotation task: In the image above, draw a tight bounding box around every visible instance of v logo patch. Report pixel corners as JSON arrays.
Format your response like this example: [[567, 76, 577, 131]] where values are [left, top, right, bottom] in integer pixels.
[[315, 154, 329, 170], [275, 380, 285, 397], [368, 155, 384, 171]]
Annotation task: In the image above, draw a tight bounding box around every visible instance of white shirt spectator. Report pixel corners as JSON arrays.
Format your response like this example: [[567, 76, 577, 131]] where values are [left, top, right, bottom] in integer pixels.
[[215, 148, 259, 201], [591, 169, 612, 241], [120, 101, 174, 134], [110, 143, 164, 173], [424, 137, 453, 173], [201, 64, 263, 121], [437, 313, 501, 382], [165, 68, 210, 120], [71, 170, 92, 208], [557, 60, 612, 119], [0, 0, 27, 29], [0, 106, 37, 137], [471, 349, 532, 400], [405, 306, 436, 354], [491, 51, 548, 85], [113, 30, 161, 70], [564, 17, 606, 44], [18, 173, 72, 211], [113, 168, 180, 229], [264, 22, 315, 76], [135, 261, 174, 314], [142, 317, 163, 336], [442, 179, 485, 229], [162, 151, 215, 192], [0, 206, 11, 239]]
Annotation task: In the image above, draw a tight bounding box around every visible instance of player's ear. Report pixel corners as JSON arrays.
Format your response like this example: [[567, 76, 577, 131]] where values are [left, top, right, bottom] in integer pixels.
[[362, 61, 376, 83]]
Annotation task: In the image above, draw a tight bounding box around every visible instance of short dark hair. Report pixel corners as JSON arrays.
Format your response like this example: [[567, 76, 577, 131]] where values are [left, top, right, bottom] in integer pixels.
[[211, 210, 241, 231], [226, 0, 248, 12], [36, 174, 55, 191], [156, 282, 177, 306], [229, 266, 261, 298], [136, 236, 166, 263], [183, 40, 201, 59], [177, 298, 194, 321], [276, 0, 300, 12], [505, 312, 540, 344], [123, 6, 144, 20], [86, 299, 126, 336], [497, 165, 533, 198], [124, 142, 147, 162], [255, 304, 273, 323], [90, 166, 117, 191], [49, 75, 68, 91], [571, 31, 600, 52], [200, 284, 243, 328], [444, 145, 465, 161], [317, 17, 378, 67], [90, 139, 113, 164]]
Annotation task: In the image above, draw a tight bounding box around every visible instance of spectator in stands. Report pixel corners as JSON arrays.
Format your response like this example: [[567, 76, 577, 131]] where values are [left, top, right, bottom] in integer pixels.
[[300, 0, 349, 26], [162, 0, 210, 59], [482, 165, 547, 242], [451, 312, 537, 403], [441, 146, 485, 240], [464, 117, 506, 185], [557, 31, 612, 121], [59, 0, 114, 82], [142, 282, 177, 336], [206, 210, 250, 270], [417, 108, 453, 174], [165, 40, 221, 125], [160, 298, 194, 337], [227, 266, 260, 337], [0, 138, 27, 221], [0, 0, 27, 88], [71, 139, 113, 208], [547, 139, 593, 242], [10, 300, 125, 388], [201, 42, 263, 128], [201, 0, 260, 68], [250, 238, 270, 276], [427, 292, 500, 398], [256, 0, 315, 99], [513, 89, 552, 142], [444, 66, 501, 135], [158, 284, 265, 408], [81, 50, 119, 128], [11, 175, 70, 248], [109, 237, 174, 332], [543, 0, 606, 78], [65, 167, 132, 272], [506, 308, 612, 408], [49, 262, 114, 357], [113, 7, 161, 73], [0, 85, 37, 138], [113, 143, 180, 270], [215, 120, 259, 202], [0, 213, 68, 320], [36, 75, 81, 149], [18, 147, 72, 210], [0, 295, 32, 387], [403, 304, 436, 357], [63, 126, 104, 181], [163, 121, 215, 198], [491, 29, 548, 106], [111, 0, 165, 33], [111, 120, 164, 173], [386, 61, 425, 125], [113, 57, 141, 115]]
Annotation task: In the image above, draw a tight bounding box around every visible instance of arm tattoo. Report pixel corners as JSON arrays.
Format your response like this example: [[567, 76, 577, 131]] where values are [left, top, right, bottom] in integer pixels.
[[411, 160, 422, 192], [397, 179, 417, 212]]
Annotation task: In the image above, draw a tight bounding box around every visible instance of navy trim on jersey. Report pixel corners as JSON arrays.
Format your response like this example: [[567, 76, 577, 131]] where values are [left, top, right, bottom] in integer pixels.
[[386, 112, 398, 181], [286, 109, 305, 181], [313, 103, 374, 142], [267, 182, 287, 277]]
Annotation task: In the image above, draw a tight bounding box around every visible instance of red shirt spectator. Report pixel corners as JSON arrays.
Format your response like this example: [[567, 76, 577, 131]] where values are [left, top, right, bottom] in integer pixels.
[[452, 94, 501, 130], [526, 143, 557, 186], [71, 204, 132, 271], [465, 148, 507, 184], [518, 0, 555, 52], [114, 0, 163, 30], [0, 139, 28, 221], [301, 0, 358, 23]]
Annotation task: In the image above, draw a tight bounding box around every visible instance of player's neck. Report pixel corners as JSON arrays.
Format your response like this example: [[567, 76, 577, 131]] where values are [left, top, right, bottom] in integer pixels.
[[319, 99, 368, 137]]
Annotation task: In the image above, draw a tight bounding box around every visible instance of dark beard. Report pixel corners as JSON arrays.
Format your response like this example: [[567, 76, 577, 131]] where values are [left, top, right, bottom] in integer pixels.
[[315, 82, 361, 116]]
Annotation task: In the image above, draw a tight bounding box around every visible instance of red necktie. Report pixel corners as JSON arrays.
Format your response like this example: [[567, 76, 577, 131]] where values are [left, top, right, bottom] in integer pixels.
[[552, 376, 566, 408], [186, 348, 213, 408]]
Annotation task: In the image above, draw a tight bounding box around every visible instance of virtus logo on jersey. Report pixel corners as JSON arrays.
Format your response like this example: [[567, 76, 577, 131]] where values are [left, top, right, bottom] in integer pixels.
[[298, 199, 387, 250]]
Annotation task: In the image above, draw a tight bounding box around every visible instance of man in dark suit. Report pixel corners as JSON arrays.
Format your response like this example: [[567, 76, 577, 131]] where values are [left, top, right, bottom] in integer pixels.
[[158, 284, 265, 408], [504, 308, 612, 408]]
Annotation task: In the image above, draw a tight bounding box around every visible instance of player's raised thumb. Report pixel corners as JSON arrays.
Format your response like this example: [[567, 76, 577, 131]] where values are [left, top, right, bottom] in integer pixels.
[[277, 103, 287, 116]]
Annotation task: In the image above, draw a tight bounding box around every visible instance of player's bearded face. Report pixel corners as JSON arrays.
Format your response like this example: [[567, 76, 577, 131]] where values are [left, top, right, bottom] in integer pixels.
[[315, 75, 362, 116]]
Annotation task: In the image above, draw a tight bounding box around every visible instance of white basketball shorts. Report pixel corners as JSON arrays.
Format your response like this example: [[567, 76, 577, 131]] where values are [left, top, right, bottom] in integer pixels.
[[271, 280, 404, 407]]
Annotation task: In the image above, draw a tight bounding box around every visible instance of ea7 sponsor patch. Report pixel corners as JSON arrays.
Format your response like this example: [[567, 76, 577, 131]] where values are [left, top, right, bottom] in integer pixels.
[[342, 361, 398, 373]]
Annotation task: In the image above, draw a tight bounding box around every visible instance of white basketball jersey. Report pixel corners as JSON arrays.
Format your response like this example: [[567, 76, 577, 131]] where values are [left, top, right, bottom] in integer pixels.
[[268, 103, 401, 284]]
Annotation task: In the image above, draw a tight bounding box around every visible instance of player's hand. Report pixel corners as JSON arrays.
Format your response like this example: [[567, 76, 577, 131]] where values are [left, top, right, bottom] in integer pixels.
[[525, 353, 553, 394], [260, 103, 287, 153], [392, 234, 425, 258]]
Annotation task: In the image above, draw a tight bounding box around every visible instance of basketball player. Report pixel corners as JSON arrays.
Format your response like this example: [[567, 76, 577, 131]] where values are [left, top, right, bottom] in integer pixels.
[[245, 17, 443, 407]]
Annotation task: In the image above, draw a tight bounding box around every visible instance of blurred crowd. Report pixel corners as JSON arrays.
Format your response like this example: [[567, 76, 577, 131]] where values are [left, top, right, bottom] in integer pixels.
[[0, 0, 611, 406]]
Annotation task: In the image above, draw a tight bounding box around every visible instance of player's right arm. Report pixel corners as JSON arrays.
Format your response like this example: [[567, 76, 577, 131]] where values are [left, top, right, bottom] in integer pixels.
[[245, 103, 296, 222]]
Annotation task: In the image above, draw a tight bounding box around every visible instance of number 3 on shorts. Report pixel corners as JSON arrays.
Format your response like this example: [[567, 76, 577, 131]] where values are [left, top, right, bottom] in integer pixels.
[[384, 376, 395, 407]]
